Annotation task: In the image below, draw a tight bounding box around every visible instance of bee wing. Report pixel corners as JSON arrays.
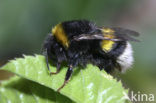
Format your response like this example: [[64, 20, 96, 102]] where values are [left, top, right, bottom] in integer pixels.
[[111, 27, 140, 42], [73, 33, 121, 41], [112, 27, 139, 36], [74, 27, 140, 42]]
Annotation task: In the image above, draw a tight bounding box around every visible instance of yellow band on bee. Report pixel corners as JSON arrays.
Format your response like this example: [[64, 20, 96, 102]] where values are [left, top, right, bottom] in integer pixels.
[[52, 23, 69, 48], [101, 28, 115, 52]]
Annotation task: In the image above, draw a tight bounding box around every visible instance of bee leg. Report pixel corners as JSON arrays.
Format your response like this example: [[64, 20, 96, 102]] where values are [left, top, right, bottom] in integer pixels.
[[45, 49, 51, 73], [45, 48, 60, 74], [57, 65, 73, 92], [50, 62, 61, 75]]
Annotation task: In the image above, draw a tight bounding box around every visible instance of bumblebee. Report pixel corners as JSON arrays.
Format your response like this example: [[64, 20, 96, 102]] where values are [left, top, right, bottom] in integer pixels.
[[42, 20, 139, 91]]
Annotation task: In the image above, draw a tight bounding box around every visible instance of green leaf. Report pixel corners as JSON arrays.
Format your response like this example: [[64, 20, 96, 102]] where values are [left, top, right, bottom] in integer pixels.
[[0, 76, 74, 103], [0, 55, 130, 103]]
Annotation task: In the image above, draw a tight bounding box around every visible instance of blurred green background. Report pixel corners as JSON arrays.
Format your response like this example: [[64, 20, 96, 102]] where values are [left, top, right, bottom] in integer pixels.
[[0, 0, 156, 101]]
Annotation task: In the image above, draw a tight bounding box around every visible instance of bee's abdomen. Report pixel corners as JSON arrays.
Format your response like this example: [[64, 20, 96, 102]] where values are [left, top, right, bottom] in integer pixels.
[[116, 42, 134, 72]]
